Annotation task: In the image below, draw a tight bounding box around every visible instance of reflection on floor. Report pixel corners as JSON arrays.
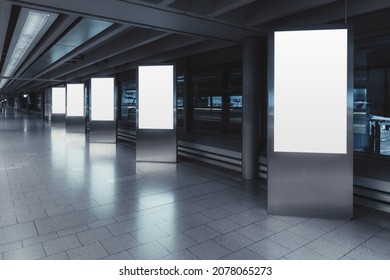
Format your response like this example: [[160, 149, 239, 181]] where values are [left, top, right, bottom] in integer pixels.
[[1, 114, 390, 260]]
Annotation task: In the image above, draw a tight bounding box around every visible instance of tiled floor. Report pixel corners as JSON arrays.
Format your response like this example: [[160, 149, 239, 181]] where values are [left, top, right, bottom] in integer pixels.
[[1, 113, 390, 260]]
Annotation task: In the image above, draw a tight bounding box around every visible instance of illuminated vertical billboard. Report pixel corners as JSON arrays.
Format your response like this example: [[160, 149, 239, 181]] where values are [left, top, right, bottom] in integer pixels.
[[138, 65, 174, 129], [268, 27, 352, 218], [52, 87, 66, 114], [274, 29, 348, 154], [136, 65, 176, 162], [66, 83, 84, 117], [90, 77, 115, 121]]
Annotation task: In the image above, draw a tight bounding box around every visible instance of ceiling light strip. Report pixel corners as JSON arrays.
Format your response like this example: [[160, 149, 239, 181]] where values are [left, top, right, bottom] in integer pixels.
[[0, 10, 50, 89]]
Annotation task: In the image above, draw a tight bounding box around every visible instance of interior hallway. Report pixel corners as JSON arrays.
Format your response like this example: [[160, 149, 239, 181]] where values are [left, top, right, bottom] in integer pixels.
[[0, 113, 390, 260]]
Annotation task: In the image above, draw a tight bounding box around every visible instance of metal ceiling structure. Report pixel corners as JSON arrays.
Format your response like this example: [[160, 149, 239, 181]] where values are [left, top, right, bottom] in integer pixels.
[[1, 0, 390, 98]]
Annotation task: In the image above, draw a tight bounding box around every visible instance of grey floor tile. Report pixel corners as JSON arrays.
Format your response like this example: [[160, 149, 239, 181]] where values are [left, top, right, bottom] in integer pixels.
[[0, 216, 17, 227], [45, 205, 75, 217], [201, 207, 231, 220], [287, 223, 326, 241], [214, 231, 254, 251], [304, 237, 351, 260], [235, 224, 273, 242], [272, 215, 308, 226], [375, 228, 390, 242], [361, 237, 390, 257], [17, 210, 48, 223], [184, 225, 221, 243], [0, 241, 23, 254], [175, 202, 206, 215], [285, 247, 329, 260], [57, 224, 89, 237], [77, 227, 113, 245], [156, 219, 192, 235], [22, 232, 58, 247], [222, 248, 265, 260], [4, 243, 46, 260], [183, 213, 213, 227], [337, 221, 383, 239], [34, 210, 97, 235], [40, 252, 69, 260], [131, 225, 169, 243], [188, 240, 231, 259], [345, 245, 390, 260], [269, 230, 310, 250], [101, 233, 141, 254], [301, 218, 348, 232], [129, 241, 171, 260], [256, 217, 292, 233], [207, 218, 241, 234], [29, 200, 57, 211], [106, 220, 137, 236], [248, 239, 292, 259], [161, 249, 199, 260], [101, 250, 135, 260], [0, 222, 37, 245], [158, 233, 197, 253], [227, 212, 262, 227], [219, 202, 249, 214], [72, 200, 99, 211], [323, 229, 366, 249], [43, 234, 82, 256], [67, 242, 108, 260], [88, 218, 117, 229]]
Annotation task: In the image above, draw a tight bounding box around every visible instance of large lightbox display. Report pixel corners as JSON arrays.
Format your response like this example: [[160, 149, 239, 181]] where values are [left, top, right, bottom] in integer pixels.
[[89, 77, 116, 143], [66, 83, 84, 117], [136, 65, 176, 162], [52, 87, 66, 114], [268, 27, 353, 218], [274, 29, 347, 154], [51, 87, 66, 123], [91, 77, 115, 121], [66, 83, 85, 133]]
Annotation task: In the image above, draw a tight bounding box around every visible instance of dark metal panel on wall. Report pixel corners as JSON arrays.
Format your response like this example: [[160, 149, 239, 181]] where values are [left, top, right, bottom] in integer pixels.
[[267, 26, 353, 218]]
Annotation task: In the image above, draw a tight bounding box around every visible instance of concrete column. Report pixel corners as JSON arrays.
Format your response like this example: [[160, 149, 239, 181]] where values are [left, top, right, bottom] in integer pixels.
[[242, 36, 265, 180]]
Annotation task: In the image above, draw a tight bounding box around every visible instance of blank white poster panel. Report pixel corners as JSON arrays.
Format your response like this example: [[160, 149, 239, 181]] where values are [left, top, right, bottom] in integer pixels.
[[138, 65, 174, 129], [274, 29, 348, 154], [90, 77, 114, 121], [52, 87, 66, 114], [66, 83, 84, 117]]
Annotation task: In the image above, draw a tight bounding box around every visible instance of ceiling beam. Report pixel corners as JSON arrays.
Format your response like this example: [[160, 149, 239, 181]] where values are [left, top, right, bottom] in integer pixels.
[[247, 0, 338, 26], [0, 1, 12, 66], [6, 0, 261, 41], [40, 28, 169, 80], [260, 0, 390, 27], [16, 34, 205, 93], [159, 0, 175, 6], [208, 0, 255, 18]]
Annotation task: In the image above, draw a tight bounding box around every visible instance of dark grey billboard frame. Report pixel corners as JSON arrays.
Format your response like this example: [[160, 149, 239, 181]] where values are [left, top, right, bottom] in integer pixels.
[[267, 25, 353, 218], [136, 64, 177, 163]]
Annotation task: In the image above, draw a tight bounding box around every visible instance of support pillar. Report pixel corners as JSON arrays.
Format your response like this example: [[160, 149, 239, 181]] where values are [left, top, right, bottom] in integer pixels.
[[242, 36, 265, 180]]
